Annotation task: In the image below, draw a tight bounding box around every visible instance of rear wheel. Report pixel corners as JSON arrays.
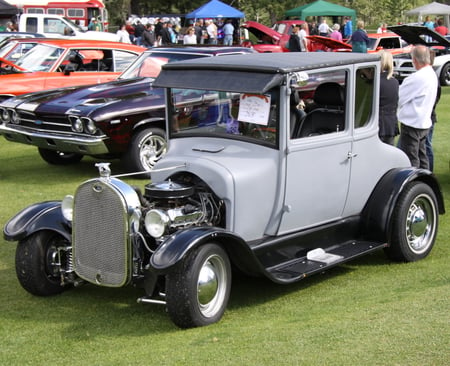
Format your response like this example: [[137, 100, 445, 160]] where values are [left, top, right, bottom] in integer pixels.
[[385, 182, 438, 262], [165, 243, 231, 328], [16, 231, 71, 296], [38, 148, 83, 165], [122, 128, 166, 173]]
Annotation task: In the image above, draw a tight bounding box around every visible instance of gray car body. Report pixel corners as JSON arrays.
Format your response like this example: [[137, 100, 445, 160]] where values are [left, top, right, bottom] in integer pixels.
[[151, 52, 411, 241]]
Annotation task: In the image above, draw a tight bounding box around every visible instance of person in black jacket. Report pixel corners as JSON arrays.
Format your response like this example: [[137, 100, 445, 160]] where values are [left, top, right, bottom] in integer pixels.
[[288, 26, 302, 52], [378, 50, 399, 145], [142, 24, 156, 48], [158, 21, 172, 46]]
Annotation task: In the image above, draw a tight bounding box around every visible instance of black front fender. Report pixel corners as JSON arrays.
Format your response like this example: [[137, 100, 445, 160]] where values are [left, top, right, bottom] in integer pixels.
[[362, 168, 445, 242], [3, 201, 71, 242], [150, 227, 261, 275]]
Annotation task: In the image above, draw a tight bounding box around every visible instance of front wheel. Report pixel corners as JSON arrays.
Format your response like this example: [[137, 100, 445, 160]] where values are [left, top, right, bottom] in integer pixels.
[[15, 231, 71, 296], [165, 243, 231, 328], [439, 63, 450, 86], [122, 127, 166, 173], [385, 182, 439, 262], [38, 148, 83, 165]]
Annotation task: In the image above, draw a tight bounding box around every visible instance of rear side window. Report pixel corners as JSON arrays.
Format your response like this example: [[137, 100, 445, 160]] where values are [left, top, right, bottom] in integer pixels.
[[113, 50, 140, 72], [354, 67, 375, 129], [25, 17, 38, 33]]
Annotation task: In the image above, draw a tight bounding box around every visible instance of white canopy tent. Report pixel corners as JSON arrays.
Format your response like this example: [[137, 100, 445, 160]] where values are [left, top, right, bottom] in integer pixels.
[[405, 2, 450, 28]]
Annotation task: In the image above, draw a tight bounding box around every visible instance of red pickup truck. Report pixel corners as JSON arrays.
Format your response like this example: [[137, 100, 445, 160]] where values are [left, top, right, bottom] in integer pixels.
[[240, 20, 308, 53]]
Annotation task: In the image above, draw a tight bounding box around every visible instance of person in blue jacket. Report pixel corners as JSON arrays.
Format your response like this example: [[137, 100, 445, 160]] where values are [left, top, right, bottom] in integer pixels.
[[351, 20, 369, 53]]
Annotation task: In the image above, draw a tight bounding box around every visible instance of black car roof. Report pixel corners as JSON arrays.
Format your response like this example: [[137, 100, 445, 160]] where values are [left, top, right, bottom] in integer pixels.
[[154, 52, 379, 93], [147, 46, 255, 55]]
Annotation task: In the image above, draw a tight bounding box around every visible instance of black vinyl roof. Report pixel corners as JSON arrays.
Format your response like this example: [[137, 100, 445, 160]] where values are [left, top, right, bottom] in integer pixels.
[[153, 52, 379, 93]]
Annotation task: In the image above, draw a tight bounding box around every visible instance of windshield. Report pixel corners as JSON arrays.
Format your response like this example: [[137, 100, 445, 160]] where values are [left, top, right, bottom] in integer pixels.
[[120, 51, 210, 79], [0, 41, 38, 61], [14, 44, 64, 71], [168, 88, 279, 148]]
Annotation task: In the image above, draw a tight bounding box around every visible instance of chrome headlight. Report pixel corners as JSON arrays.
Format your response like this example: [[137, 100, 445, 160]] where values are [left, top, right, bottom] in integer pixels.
[[11, 110, 19, 124], [1, 108, 10, 123], [69, 116, 84, 132], [84, 118, 97, 134], [61, 195, 74, 221], [144, 209, 170, 238]]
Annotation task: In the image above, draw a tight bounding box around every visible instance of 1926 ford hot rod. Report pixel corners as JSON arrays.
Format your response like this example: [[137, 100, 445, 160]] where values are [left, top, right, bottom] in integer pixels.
[[3, 52, 445, 328]]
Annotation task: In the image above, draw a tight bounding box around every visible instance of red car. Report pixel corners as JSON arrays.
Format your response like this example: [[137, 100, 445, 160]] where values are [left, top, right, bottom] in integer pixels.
[[0, 38, 144, 101], [240, 20, 308, 53], [307, 32, 411, 54]]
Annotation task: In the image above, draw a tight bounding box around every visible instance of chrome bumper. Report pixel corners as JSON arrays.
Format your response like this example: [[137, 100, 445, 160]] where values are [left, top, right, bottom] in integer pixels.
[[0, 124, 109, 155]]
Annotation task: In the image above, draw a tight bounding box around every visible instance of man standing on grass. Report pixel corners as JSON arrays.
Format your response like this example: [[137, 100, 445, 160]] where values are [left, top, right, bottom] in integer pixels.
[[397, 45, 438, 169]]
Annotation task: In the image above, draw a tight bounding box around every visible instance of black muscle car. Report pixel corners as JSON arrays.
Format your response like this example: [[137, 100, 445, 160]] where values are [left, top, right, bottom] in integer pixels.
[[0, 46, 254, 173]]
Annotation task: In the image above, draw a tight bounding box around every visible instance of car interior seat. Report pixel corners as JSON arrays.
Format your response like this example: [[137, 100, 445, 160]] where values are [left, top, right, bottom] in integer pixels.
[[290, 89, 306, 138], [296, 82, 345, 138], [64, 53, 84, 73], [85, 59, 109, 71]]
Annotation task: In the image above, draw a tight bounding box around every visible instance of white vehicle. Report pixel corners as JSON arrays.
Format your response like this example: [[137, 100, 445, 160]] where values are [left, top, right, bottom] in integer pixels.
[[17, 13, 118, 41], [6, 0, 108, 29], [389, 24, 450, 86]]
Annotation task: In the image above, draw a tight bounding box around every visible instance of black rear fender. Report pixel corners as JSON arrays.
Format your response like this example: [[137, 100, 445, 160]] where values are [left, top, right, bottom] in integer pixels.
[[362, 168, 445, 242]]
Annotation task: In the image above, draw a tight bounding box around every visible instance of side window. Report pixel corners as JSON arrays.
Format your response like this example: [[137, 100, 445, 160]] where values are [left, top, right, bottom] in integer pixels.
[[44, 18, 69, 35], [354, 67, 375, 129], [26, 8, 45, 14], [290, 69, 347, 139], [68, 9, 85, 18], [48, 8, 64, 16], [113, 50, 139, 72], [378, 38, 400, 49], [25, 17, 38, 33]]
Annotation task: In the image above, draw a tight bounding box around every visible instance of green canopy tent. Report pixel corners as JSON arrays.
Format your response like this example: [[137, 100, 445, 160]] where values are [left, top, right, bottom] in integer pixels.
[[285, 0, 356, 31]]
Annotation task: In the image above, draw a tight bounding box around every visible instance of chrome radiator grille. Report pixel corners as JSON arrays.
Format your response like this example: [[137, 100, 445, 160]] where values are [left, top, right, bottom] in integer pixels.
[[73, 179, 130, 287]]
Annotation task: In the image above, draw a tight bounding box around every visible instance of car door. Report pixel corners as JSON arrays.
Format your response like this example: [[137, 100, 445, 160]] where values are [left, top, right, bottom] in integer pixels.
[[278, 68, 352, 234]]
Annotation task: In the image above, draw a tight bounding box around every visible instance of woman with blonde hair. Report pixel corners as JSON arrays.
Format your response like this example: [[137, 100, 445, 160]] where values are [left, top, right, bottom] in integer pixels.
[[378, 50, 399, 144], [183, 27, 197, 44], [350, 20, 369, 53]]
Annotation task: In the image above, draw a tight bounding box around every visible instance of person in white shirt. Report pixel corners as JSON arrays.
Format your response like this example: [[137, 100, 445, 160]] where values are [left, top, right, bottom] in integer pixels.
[[318, 19, 331, 36], [397, 45, 438, 169], [205, 19, 217, 44], [299, 23, 308, 51], [116, 24, 131, 44], [183, 27, 197, 44]]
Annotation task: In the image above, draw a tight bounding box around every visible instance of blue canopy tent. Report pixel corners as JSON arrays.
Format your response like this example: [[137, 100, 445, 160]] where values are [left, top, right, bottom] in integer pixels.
[[186, 0, 245, 19]]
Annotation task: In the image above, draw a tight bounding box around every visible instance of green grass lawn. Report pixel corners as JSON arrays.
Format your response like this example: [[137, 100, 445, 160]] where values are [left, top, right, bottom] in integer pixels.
[[0, 89, 449, 365]]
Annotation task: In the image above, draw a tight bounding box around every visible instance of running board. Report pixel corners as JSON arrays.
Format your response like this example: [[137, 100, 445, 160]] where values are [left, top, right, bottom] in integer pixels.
[[265, 240, 387, 283]]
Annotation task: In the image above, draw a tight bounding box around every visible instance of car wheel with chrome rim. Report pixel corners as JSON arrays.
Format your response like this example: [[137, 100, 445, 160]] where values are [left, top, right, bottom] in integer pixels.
[[385, 182, 439, 262], [122, 127, 166, 175], [165, 243, 231, 328]]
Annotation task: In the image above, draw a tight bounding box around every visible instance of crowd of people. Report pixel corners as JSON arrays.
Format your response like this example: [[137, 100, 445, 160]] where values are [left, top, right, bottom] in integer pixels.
[[114, 17, 238, 47]]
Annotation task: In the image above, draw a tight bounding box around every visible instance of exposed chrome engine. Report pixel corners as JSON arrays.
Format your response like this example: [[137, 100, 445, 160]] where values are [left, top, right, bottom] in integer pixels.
[[142, 178, 223, 239], [64, 163, 224, 291]]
